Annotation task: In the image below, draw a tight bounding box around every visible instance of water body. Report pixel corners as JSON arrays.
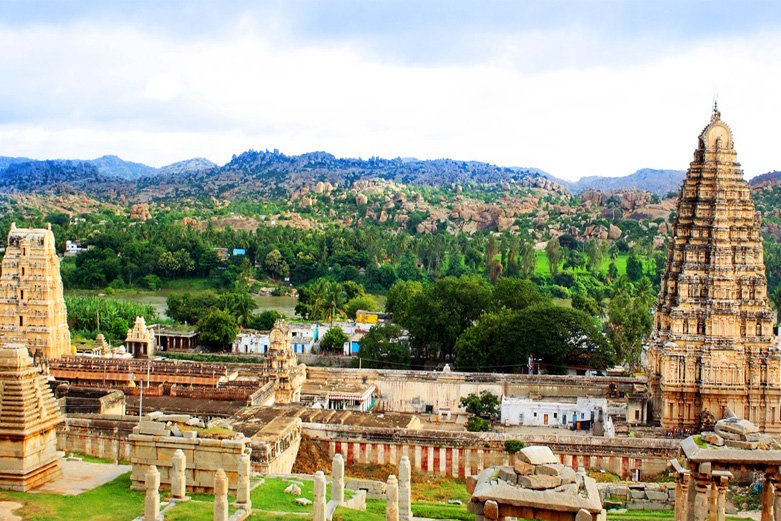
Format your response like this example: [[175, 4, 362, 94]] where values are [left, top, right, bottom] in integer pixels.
[[65, 290, 299, 321]]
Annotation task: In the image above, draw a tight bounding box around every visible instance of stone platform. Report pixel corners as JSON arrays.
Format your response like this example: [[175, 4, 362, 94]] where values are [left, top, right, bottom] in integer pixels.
[[31, 460, 131, 496]]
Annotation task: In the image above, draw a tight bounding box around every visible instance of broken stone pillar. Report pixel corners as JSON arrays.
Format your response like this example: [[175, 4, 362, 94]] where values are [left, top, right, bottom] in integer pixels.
[[144, 465, 160, 521], [386, 474, 399, 521], [171, 449, 187, 500], [314, 471, 326, 521], [332, 453, 345, 503], [674, 472, 690, 521], [237, 452, 251, 510], [693, 476, 709, 521], [214, 469, 229, 521], [398, 456, 412, 521]]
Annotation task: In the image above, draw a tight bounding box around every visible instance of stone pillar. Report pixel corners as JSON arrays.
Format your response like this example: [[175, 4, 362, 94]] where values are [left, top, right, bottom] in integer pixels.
[[214, 469, 229, 521], [171, 449, 187, 500], [693, 476, 710, 521], [398, 456, 412, 521], [716, 476, 729, 521], [674, 472, 690, 521], [773, 475, 781, 521], [332, 453, 345, 504], [314, 470, 326, 521], [764, 476, 776, 521], [386, 474, 399, 521], [237, 453, 251, 510], [144, 465, 160, 521]]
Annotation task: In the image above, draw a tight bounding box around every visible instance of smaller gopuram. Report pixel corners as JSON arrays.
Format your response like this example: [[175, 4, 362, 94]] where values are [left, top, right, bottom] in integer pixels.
[[265, 320, 305, 403], [125, 316, 155, 359], [0, 343, 64, 491], [0, 223, 71, 360]]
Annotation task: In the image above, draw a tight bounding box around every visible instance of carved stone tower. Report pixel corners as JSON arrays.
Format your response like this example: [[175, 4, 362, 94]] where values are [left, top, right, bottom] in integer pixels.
[[648, 105, 781, 433], [0, 224, 71, 360]]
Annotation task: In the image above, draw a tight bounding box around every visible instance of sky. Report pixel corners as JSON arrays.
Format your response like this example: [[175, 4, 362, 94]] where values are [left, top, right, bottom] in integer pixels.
[[1, 1, 781, 181]]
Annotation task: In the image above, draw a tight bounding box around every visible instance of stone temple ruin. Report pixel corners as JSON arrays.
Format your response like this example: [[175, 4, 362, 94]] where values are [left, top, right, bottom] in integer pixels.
[[671, 412, 781, 521], [467, 445, 604, 521], [0, 343, 64, 491]]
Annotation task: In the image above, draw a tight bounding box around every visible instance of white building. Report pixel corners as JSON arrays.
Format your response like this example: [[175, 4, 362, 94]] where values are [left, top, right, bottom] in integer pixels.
[[500, 396, 608, 430], [233, 324, 318, 355]]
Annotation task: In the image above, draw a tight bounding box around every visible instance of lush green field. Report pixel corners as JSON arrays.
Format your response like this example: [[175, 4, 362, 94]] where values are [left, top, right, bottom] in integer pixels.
[[534, 251, 630, 277]]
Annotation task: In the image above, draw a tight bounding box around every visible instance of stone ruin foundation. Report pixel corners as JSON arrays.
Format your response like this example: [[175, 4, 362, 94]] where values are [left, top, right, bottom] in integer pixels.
[[466, 445, 605, 521]]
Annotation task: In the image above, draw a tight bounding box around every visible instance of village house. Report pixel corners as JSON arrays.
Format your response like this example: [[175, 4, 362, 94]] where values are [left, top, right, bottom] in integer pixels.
[[500, 396, 610, 432]]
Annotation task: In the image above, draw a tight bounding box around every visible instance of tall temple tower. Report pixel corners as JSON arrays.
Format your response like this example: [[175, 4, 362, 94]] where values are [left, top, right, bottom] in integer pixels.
[[0, 224, 72, 360], [647, 105, 781, 433]]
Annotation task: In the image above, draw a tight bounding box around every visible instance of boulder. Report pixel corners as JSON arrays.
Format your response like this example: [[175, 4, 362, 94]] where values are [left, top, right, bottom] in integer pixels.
[[561, 467, 578, 484], [513, 460, 535, 476], [535, 463, 565, 477], [284, 484, 302, 496], [498, 466, 517, 484], [295, 497, 312, 505], [700, 432, 724, 446], [517, 474, 562, 490], [517, 446, 558, 465]]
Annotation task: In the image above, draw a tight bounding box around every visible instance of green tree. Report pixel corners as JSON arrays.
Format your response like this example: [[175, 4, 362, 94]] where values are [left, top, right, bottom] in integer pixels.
[[460, 390, 500, 421], [492, 277, 548, 312], [246, 310, 283, 331], [356, 324, 410, 369], [626, 254, 644, 281], [607, 279, 653, 369], [264, 249, 289, 282], [545, 238, 563, 275], [385, 280, 423, 326], [197, 308, 239, 352], [320, 327, 349, 353], [405, 275, 492, 359], [571, 292, 603, 318], [514, 304, 614, 374], [345, 294, 380, 320], [454, 309, 520, 371]]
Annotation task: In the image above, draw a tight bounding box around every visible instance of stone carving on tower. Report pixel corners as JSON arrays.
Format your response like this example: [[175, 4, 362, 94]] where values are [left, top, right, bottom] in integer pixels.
[[0, 224, 72, 360], [647, 104, 781, 433]]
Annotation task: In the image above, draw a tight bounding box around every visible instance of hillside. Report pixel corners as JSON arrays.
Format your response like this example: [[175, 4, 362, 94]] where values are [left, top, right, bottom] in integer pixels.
[[570, 169, 685, 195]]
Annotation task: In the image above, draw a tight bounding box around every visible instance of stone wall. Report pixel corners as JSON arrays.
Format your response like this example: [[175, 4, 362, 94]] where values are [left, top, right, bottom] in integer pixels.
[[129, 419, 250, 493], [597, 483, 676, 510], [58, 415, 138, 462], [305, 367, 645, 415], [303, 422, 676, 480]]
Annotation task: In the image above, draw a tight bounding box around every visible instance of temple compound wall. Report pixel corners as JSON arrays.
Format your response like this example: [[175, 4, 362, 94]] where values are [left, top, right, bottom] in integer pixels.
[[648, 106, 781, 433], [304, 423, 677, 480], [305, 367, 646, 416], [0, 224, 71, 360]]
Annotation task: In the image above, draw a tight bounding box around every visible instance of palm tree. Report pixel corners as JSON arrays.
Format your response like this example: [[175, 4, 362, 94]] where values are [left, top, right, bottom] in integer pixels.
[[324, 281, 347, 325]]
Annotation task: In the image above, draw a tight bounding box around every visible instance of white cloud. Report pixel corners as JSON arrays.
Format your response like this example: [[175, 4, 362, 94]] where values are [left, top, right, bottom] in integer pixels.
[[0, 19, 780, 180]]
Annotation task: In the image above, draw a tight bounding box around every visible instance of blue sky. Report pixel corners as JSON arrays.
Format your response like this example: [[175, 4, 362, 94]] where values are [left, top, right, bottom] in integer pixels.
[[2, 1, 781, 180]]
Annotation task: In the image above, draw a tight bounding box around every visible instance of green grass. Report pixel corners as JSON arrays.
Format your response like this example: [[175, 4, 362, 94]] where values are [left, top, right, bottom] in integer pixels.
[[534, 251, 630, 277], [0, 473, 144, 521], [608, 510, 744, 521]]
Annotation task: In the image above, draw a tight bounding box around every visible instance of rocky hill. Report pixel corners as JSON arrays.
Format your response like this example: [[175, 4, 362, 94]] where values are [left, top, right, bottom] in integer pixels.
[[568, 169, 685, 195], [749, 171, 781, 188]]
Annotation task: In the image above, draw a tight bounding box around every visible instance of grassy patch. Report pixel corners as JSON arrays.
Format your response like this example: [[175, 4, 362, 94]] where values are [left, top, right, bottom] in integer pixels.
[[0, 473, 144, 521], [608, 510, 746, 521]]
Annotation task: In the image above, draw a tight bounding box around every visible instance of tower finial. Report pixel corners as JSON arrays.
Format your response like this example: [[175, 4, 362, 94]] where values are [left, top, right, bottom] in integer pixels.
[[711, 96, 720, 122]]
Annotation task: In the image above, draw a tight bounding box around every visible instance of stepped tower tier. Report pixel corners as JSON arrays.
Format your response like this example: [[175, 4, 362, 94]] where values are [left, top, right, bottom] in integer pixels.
[[0, 343, 64, 490], [647, 105, 781, 433], [0, 224, 71, 360]]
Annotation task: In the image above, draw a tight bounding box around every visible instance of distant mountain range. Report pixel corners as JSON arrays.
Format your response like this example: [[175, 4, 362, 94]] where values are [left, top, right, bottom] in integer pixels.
[[0, 151, 757, 200]]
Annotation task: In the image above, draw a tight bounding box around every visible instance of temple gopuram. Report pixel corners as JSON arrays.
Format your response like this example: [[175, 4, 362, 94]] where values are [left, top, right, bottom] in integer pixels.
[[0, 224, 71, 360], [648, 104, 781, 433]]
